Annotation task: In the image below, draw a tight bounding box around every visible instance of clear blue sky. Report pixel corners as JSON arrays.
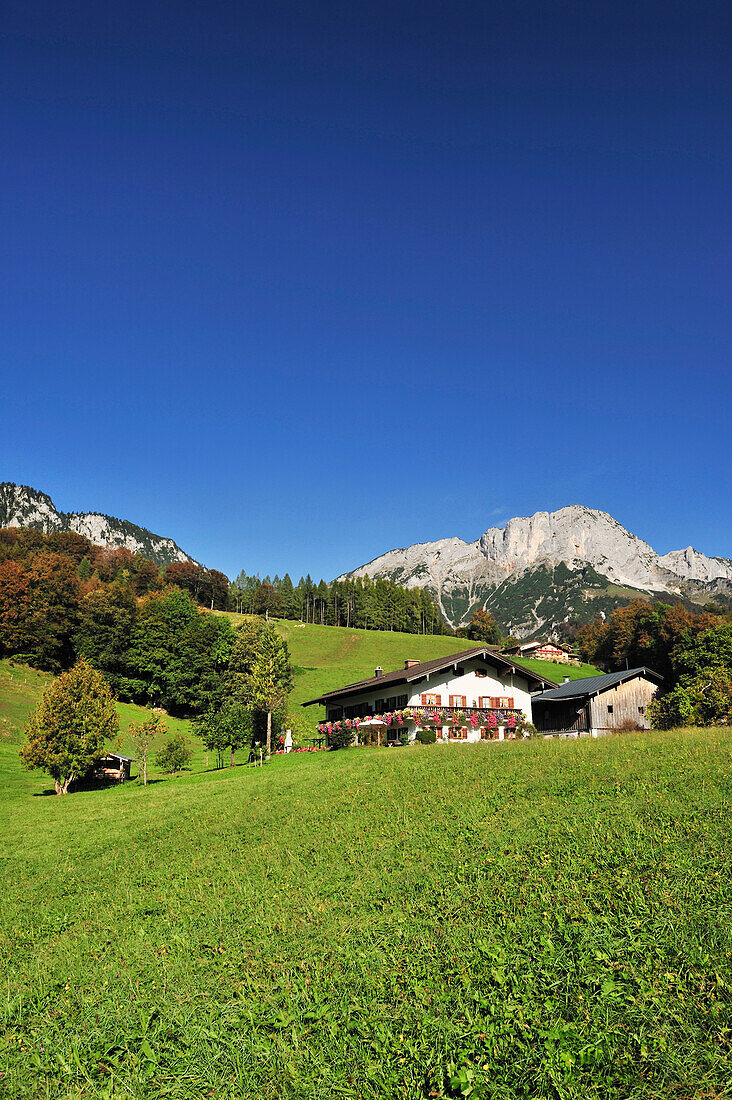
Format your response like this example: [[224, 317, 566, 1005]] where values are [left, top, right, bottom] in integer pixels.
[[2, 1, 730, 580]]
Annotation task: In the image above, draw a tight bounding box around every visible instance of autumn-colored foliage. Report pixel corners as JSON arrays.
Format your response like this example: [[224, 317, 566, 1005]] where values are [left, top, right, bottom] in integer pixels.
[[0, 560, 32, 653], [575, 599, 719, 682]]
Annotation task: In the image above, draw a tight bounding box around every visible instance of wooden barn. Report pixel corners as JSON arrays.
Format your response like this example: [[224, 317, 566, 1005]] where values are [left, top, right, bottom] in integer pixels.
[[532, 668, 663, 738]]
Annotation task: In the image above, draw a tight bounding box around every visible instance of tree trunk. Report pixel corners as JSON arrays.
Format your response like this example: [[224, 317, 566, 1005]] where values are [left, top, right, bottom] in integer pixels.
[[61, 775, 74, 794], [143, 758, 147, 786], [266, 710, 272, 760], [54, 778, 62, 796], [230, 744, 235, 767]]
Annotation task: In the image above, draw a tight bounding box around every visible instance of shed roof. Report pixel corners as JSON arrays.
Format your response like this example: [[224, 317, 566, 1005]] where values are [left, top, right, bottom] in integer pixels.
[[533, 667, 662, 702], [303, 647, 553, 706], [97, 752, 134, 764]]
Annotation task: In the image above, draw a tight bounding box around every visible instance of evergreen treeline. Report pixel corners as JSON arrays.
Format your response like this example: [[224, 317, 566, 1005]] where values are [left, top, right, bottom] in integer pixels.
[[231, 571, 451, 635]]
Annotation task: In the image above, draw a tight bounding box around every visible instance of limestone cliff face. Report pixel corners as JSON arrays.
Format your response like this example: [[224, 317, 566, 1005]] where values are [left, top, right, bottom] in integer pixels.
[[344, 505, 732, 634], [658, 545, 732, 584], [476, 506, 678, 591], [0, 483, 195, 567]]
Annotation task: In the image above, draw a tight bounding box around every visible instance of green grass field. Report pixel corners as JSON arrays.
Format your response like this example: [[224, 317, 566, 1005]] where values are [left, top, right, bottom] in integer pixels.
[[1, 650, 731, 1098], [511, 656, 603, 685]]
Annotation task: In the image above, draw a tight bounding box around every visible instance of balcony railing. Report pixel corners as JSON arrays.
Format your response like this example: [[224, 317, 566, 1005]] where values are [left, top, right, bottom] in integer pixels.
[[326, 704, 522, 723]]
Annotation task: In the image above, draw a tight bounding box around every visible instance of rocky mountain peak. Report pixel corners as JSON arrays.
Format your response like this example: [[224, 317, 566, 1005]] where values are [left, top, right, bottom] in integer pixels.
[[344, 505, 732, 635], [0, 482, 195, 568]]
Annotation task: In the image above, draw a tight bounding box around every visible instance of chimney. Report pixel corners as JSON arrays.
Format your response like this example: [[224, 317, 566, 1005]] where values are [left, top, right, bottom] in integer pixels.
[[404, 659, 420, 669], [374, 666, 384, 678]]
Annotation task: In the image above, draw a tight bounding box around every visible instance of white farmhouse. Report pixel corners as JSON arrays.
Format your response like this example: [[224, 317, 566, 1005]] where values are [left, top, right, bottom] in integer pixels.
[[303, 647, 552, 744]]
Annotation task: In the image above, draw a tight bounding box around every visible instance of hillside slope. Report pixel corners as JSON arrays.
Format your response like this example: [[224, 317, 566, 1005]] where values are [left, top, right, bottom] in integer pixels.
[[0, 482, 195, 567]]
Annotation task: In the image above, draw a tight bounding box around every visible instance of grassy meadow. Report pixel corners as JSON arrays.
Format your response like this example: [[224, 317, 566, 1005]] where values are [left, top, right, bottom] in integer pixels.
[[1, 651, 732, 1098]]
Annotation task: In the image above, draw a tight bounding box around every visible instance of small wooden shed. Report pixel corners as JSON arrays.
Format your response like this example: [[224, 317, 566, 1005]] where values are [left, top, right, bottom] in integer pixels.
[[90, 752, 133, 783], [532, 668, 663, 738]]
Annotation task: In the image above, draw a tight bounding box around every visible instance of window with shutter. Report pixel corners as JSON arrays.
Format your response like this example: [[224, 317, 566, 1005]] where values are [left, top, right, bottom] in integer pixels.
[[421, 693, 440, 706], [449, 695, 466, 707]]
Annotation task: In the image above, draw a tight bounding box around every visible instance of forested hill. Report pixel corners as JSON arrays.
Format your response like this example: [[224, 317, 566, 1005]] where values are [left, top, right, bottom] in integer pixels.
[[0, 482, 194, 568]]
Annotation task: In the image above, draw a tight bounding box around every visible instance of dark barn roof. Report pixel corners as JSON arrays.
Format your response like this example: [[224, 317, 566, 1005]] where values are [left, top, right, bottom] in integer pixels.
[[533, 667, 662, 703], [303, 647, 553, 706]]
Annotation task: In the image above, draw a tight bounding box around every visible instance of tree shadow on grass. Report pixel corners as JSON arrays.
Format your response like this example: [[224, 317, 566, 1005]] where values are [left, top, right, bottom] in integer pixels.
[[33, 775, 168, 795]]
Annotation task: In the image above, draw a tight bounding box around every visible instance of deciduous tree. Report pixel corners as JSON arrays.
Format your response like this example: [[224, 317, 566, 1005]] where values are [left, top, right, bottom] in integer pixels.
[[248, 624, 293, 758], [129, 715, 165, 785], [467, 608, 502, 645], [20, 660, 118, 794]]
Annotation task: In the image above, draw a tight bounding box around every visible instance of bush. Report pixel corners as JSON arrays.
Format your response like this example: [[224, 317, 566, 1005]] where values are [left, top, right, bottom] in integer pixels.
[[155, 734, 193, 774], [648, 685, 695, 730], [416, 727, 436, 744], [516, 718, 537, 739], [328, 724, 356, 750]]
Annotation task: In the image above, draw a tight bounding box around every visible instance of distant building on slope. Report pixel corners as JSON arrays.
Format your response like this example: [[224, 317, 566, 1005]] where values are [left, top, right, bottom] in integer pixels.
[[503, 640, 578, 664], [303, 647, 552, 745], [532, 668, 663, 738]]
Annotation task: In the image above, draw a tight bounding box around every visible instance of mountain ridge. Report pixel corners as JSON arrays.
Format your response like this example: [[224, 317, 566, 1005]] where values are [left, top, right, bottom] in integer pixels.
[[0, 482, 195, 568], [341, 505, 732, 636]]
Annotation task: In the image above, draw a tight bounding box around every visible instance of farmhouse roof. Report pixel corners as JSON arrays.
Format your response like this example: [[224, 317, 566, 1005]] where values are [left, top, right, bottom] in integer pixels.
[[533, 667, 663, 702], [302, 647, 553, 706]]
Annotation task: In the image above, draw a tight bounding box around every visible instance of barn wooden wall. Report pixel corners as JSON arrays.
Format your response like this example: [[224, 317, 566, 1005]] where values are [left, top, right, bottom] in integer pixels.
[[589, 677, 659, 731]]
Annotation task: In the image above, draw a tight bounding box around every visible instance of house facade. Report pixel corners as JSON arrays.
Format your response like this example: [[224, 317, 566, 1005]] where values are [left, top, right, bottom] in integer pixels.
[[532, 668, 662, 738], [303, 647, 552, 745]]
